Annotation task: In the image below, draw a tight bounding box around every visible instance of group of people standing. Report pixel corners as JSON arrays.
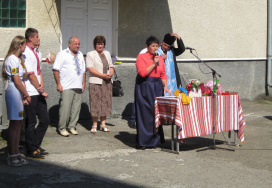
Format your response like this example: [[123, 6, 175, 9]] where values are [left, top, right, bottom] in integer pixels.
[[2, 28, 50, 166], [2, 27, 185, 166], [53, 35, 113, 137], [2, 28, 114, 166]]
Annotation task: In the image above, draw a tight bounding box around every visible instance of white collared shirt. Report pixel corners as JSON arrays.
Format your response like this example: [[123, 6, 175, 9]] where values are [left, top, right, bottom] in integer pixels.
[[23, 46, 41, 96], [53, 48, 86, 90]]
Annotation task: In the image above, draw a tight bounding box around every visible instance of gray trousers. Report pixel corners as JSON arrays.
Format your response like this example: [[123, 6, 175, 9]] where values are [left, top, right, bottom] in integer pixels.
[[58, 89, 82, 131]]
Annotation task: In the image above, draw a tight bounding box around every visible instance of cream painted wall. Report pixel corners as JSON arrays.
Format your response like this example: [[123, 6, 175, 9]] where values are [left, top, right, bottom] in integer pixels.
[[0, 0, 61, 58], [0, 1, 267, 59], [168, 0, 267, 59]]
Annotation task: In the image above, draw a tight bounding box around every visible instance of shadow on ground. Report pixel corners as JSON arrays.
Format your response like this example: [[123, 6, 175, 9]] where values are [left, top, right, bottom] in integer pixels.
[[263, 116, 272, 121], [0, 152, 140, 188]]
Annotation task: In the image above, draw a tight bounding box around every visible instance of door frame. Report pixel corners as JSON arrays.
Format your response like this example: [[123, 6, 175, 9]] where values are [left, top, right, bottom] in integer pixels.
[[60, 0, 118, 56]]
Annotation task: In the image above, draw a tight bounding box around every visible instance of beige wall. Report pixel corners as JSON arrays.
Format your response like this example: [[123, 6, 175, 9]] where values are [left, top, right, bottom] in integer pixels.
[[0, 0, 268, 59], [0, 0, 61, 58], [168, 0, 267, 59]]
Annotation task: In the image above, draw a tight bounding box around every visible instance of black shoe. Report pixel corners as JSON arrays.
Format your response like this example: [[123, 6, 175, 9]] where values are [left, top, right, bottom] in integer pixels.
[[136, 144, 145, 150], [37, 148, 49, 156], [27, 151, 44, 159], [128, 121, 136, 129]]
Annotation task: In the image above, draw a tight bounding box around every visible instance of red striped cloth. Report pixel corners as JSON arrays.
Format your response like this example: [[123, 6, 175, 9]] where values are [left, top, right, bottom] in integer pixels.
[[155, 95, 246, 143]]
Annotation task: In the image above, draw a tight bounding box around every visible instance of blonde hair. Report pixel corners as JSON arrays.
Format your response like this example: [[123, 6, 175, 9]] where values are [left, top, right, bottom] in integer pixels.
[[2, 35, 27, 80]]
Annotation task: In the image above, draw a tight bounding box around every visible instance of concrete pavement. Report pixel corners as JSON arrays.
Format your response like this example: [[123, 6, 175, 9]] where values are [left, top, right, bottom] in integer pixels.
[[0, 99, 272, 188]]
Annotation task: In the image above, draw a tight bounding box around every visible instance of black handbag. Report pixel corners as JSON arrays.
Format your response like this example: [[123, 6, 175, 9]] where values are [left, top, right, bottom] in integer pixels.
[[112, 70, 124, 97]]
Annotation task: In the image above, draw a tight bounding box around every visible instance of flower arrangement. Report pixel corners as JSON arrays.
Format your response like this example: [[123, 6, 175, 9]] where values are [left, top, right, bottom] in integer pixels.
[[205, 79, 222, 95], [186, 79, 201, 92], [186, 79, 202, 97], [186, 79, 222, 97]]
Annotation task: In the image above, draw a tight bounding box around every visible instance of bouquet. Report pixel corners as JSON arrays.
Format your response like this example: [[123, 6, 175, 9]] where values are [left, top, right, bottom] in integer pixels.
[[186, 79, 222, 97], [186, 79, 202, 97], [205, 79, 222, 95], [186, 79, 201, 93]]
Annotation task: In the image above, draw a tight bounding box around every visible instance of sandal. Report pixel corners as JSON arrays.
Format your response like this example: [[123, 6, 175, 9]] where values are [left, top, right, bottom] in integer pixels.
[[91, 126, 97, 134], [16, 153, 29, 165], [100, 125, 110, 132], [7, 154, 22, 167]]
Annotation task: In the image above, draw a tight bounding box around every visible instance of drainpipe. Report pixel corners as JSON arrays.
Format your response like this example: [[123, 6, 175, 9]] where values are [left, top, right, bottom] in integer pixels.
[[60, 32, 63, 52], [267, 0, 272, 92]]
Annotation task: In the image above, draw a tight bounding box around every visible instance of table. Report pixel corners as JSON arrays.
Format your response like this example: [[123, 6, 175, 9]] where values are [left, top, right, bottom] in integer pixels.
[[155, 94, 246, 152]]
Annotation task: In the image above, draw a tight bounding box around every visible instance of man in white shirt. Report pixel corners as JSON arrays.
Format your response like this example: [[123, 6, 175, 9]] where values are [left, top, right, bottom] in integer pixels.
[[23, 28, 49, 159], [53, 36, 86, 137]]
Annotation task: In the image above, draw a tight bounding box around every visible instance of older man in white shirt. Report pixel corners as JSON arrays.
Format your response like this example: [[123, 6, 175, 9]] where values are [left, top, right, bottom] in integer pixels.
[[53, 36, 86, 137]]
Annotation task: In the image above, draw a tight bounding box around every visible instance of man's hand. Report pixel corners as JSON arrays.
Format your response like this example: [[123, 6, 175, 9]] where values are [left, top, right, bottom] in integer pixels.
[[41, 92, 48, 99], [82, 84, 85, 93], [161, 54, 167, 60], [171, 33, 181, 40], [37, 85, 44, 94], [57, 83, 63, 92]]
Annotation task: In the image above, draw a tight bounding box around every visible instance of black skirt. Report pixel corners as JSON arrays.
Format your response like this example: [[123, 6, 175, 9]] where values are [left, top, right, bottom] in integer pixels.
[[135, 75, 165, 147]]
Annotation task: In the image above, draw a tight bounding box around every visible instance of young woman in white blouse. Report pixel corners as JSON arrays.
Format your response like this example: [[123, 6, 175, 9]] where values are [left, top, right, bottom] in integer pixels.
[[2, 36, 31, 166]]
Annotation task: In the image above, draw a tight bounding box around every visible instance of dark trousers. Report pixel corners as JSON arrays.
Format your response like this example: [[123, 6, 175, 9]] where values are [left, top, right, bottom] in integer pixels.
[[24, 95, 49, 154]]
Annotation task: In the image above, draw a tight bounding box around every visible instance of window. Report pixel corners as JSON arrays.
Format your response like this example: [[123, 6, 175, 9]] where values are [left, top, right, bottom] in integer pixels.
[[0, 0, 26, 28]]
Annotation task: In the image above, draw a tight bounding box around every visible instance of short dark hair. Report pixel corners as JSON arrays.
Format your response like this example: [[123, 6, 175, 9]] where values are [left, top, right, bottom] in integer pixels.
[[146, 36, 160, 47], [25, 28, 38, 41], [93, 35, 106, 49]]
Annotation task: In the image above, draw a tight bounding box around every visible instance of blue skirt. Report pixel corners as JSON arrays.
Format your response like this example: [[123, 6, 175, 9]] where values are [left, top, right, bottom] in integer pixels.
[[5, 82, 24, 120], [135, 75, 165, 147]]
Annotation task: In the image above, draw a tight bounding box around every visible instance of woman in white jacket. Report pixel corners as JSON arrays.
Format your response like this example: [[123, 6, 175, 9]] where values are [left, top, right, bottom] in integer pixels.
[[86, 36, 114, 133]]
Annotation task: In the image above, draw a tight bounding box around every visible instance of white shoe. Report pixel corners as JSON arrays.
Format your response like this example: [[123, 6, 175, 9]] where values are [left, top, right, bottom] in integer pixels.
[[100, 125, 110, 132], [60, 129, 70, 137], [91, 126, 97, 134], [69, 128, 78, 135]]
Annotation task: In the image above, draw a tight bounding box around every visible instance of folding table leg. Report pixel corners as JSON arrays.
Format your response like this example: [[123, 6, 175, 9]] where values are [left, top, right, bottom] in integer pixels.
[[227, 131, 240, 146], [161, 123, 179, 154], [234, 131, 238, 145], [176, 124, 179, 153], [228, 131, 231, 144], [171, 123, 174, 151]]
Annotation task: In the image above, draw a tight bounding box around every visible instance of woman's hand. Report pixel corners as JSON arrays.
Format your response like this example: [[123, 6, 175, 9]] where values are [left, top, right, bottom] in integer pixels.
[[23, 99, 29, 105], [153, 55, 159, 65], [164, 87, 172, 96], [23, 95, 31, 105], [104, 74, 112, 81]]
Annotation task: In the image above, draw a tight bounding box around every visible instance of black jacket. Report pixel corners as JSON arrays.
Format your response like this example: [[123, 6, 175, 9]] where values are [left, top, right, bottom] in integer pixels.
[[169, 38, 185, 87]]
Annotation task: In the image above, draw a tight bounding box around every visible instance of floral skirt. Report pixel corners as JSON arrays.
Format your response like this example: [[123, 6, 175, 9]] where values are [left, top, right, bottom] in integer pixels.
[[5, 82, 24, 120], [89, 80, 112, 117]]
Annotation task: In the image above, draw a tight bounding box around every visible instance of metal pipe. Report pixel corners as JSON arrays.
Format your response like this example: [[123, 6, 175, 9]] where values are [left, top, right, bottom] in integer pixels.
[[267, 0, 272, 87], [117, 57, 266, 62]]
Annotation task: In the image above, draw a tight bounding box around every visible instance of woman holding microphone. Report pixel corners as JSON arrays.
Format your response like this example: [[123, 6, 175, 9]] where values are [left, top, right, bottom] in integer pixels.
[[135, 36, 171, 150]]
